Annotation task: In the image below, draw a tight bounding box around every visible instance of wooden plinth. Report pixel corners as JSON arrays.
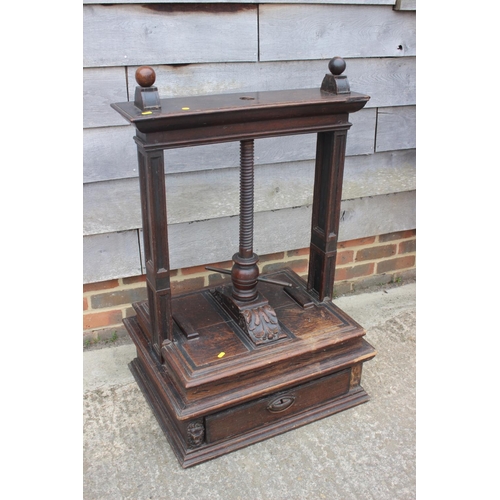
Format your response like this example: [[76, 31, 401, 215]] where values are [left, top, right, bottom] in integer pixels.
[[124, 269, 376, 468]]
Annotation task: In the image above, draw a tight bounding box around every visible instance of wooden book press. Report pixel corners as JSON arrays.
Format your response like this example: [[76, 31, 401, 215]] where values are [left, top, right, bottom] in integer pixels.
[[111, 57, 376, 468]]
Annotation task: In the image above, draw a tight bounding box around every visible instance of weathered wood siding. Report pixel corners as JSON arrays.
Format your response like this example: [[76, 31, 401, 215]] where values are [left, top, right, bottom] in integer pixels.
[[83, 1, 416, 283]]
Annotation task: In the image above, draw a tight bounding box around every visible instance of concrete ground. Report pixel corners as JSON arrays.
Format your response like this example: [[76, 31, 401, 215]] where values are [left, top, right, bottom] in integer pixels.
[[83, 282, 416, 500]]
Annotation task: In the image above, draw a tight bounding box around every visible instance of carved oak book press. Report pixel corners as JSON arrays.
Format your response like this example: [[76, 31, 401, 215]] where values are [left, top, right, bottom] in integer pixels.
[[111, 57, 376, 468]]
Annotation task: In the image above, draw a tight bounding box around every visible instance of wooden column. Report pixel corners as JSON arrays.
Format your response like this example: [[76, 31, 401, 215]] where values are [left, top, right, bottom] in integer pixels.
[[307, 128, 349, 301], [136, 142, 173, 358]]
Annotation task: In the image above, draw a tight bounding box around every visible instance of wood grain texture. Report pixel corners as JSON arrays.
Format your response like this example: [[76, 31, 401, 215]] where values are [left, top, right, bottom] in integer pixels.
[[259, 4, 415, 61], [126, 57, 414, 110], [394, 0, 416, 10], [83, 149, 415, 235], [83, 67, 129, 128], [83, 190, 415, 282], [83, 109, 375, 183], [168, 190, 416, 270], [83, 230, 142, 284], [83, 4, 258, 68], [83, 58, 414, 128], [376, 106, 416, 152], [84, 0, 395, 4]]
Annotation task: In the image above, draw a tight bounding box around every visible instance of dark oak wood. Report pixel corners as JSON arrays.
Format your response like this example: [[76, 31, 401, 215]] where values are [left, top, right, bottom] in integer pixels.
[[308, 130, 348, 301], [136, 145, 173, 354], [112, 59, 376, 468]]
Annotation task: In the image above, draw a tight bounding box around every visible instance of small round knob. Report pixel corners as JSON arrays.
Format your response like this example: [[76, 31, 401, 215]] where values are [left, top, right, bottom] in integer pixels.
[[328, 57, 346, 76], [135, 66, 156, 88]]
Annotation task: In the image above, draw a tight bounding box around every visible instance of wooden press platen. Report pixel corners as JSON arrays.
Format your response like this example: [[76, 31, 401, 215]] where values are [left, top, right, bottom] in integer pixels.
[[111, 58, 376, 468]]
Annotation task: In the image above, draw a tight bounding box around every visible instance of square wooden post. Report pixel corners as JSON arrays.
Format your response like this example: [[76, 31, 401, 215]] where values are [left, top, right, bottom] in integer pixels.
[[308, 128, 349, 301], [136, 141, 173, 358]]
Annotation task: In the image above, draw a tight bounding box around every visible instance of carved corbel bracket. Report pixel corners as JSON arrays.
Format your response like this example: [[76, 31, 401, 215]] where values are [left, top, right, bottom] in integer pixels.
[[212, 288, 287, 346]]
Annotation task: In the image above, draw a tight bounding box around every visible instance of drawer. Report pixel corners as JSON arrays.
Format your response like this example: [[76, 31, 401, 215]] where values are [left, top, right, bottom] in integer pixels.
[[205, 368, 351, 443]]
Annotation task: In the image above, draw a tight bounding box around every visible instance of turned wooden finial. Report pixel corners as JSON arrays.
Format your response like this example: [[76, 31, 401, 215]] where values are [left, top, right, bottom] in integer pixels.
[[135, 66, 156, 88], [134, 66, 161, 111], [321, 56, 350, 94]]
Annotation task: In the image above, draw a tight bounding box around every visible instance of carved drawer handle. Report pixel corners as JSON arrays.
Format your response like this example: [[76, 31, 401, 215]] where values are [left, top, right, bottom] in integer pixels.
[[267, 395, 296, 413]]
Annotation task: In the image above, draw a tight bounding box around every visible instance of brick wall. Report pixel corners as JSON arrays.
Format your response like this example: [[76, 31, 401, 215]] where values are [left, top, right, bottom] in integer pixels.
[[83, 229, 415, 343]]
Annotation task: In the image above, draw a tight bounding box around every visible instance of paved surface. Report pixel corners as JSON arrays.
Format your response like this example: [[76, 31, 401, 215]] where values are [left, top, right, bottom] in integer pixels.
[[83, 282, 416, 500]]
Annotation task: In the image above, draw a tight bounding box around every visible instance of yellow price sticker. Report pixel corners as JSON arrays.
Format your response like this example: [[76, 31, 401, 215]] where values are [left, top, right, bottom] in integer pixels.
[[217, 352, 225, 358], [141, 111, 152, 115], [182, 107, 190, 110]]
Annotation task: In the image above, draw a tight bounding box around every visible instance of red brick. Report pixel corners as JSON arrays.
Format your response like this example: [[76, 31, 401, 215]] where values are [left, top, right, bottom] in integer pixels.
[[171, 277, 205, 294], [262, 259, 309, 278], [356, 244, 397, 262], [336, 250, 354, 265], [399, 239, 416, 254], [206, 259, 233, 270], [379, 230, 416, 242], [259, 251, 285, 263], [90, 287, 148, 309], [122, 274, 146, 285], [83, 297, 88, 311], [287, 248, 310, 258], [377, 256, 416, 274], [83, 279, 120, 293], [180, 263, 211, 276], [83, 310, 123, 330], [334, 263, 375, 281], [261, 261, 288, 274], [208, 272, 232, 287], [338, 236, 376, 249]]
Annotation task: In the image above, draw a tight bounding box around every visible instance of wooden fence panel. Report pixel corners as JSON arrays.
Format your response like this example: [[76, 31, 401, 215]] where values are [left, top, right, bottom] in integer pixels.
[[83, 108, 375, 183], [259, 4, 416, 61], [376, 106, 416, 152], [84, 1, 396, 4], [83, 4, 258, 68], [83, 230, 142, 284], [167, 190, 416, 269], [395, 0, 416, 10], [84, 58, 415, 128], [83, 149, 415, 235], [83, 67, 129, 128], [126, 57, 416, 108], [83, 190, 415, 282]]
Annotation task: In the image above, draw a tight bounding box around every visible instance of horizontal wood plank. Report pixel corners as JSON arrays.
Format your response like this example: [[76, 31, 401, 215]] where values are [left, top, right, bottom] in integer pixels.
[[83, 5, 258, 68], [83, 67, 129, 128], [84, 57, 415, 128], [127, 59, 415, 106], [259, 4, 415, 61], [83, 190, 416, 282], [83, 108, 375, 182], [394, 0, 416, 10], [83, 230, 142, 284], [83, 150, 415, 235], [167, 190, 416, 268], [376, 106, 416, 152], [84, 1, 395, 4]]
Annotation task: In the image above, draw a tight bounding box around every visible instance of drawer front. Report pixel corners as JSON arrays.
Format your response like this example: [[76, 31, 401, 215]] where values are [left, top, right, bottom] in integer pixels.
[[205, 368, 351, 443]]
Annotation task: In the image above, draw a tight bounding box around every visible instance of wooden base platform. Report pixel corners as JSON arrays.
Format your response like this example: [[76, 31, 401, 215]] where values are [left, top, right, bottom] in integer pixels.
[[124, 269, 376, 468]]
